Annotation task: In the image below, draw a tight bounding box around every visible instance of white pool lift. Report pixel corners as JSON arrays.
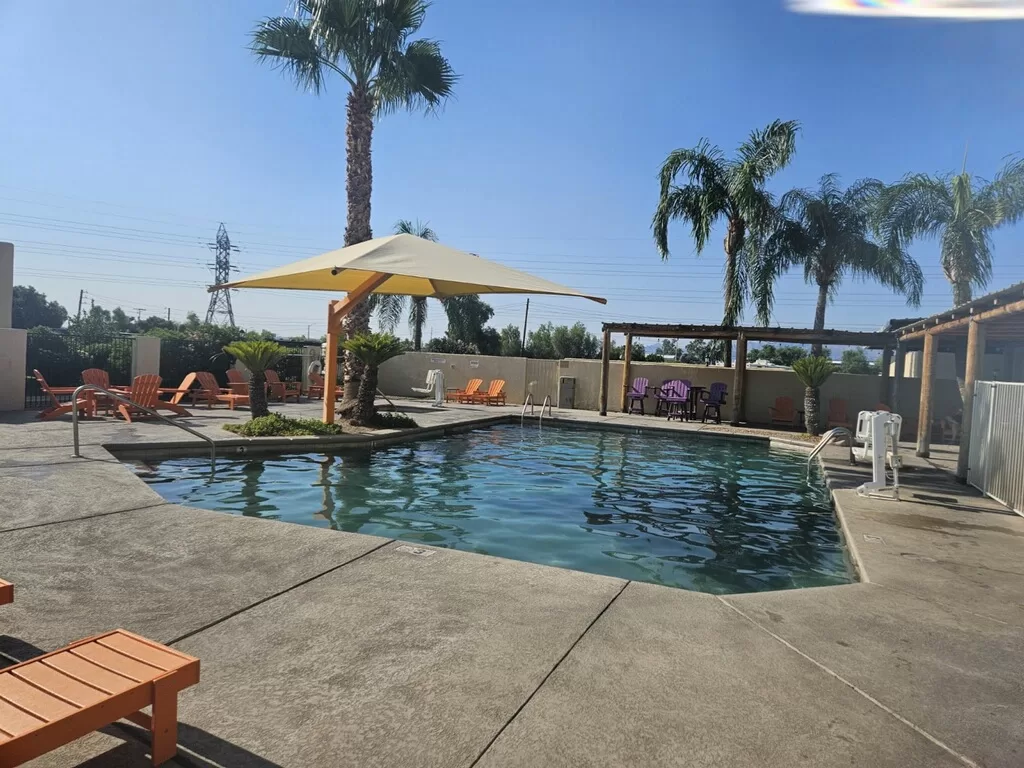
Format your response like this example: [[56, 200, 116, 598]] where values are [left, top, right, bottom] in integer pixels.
[[412, 369, 445, 408], [853, 410, 903, 501]]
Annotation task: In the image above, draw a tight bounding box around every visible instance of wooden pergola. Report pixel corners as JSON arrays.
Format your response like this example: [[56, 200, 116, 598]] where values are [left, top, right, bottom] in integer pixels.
[[894, 281, 1024, 480], [598, 323, 895, 424]]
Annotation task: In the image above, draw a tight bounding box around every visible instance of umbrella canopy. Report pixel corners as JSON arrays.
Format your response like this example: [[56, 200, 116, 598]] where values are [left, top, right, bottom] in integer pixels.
[[218, 233, 606, 304]]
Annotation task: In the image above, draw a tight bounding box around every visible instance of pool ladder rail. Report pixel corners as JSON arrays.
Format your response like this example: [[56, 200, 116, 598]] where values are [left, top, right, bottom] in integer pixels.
[[69, 383, 217, 472], [806, 427, 854, 468], [521, 394, 554, 427]]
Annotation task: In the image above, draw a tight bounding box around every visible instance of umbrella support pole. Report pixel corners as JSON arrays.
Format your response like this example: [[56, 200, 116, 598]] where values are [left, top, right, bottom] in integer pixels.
[[324, 271, 391, 424]]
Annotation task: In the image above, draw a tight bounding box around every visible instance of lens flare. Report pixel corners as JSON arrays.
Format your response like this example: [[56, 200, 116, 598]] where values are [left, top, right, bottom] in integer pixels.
[[788, 0, 1024, 18]]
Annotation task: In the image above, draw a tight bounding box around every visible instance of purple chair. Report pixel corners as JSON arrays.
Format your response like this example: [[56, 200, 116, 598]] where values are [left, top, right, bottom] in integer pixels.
[[665, 380, 692, 422], [654, 380, 679, 417], [701, 382, 728, 424], [627, 377, 649, 415]]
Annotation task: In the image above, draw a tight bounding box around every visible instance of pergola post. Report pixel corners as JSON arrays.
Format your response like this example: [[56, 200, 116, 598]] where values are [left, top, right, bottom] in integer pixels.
[[322, 272, 391, 424], [916, 332, 937, 457], [893, 342, 906, 413], [879, 346, 893, 407], [599, 327, 611, 416], [620, 333, 633, 413], [956, 319, 986, 482], [730, 332, 747, 426]]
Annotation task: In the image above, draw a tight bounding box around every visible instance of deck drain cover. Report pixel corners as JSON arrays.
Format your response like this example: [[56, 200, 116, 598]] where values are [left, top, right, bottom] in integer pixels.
[[396, 545, 435, 557]]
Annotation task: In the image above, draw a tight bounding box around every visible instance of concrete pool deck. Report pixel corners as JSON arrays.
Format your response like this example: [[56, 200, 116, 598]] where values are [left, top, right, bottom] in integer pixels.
[[1, 400, 1021, 767]]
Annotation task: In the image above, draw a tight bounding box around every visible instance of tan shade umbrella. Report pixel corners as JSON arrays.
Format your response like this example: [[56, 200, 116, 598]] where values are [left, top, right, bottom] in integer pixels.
[[218, 234, 606, 423], [220, 233, 607, 304]]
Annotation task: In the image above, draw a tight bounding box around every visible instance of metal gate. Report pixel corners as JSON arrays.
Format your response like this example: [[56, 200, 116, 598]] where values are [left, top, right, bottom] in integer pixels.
[[25, 330, 134, 409], [968, 381, 1024, 514]]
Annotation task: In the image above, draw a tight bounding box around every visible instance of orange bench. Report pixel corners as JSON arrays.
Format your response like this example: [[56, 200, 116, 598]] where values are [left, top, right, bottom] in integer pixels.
[[0, 629, 199, 766]]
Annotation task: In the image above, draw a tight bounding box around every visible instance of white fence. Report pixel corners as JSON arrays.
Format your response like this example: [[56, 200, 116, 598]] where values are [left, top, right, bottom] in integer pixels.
[[968, 381, 1024, 515]]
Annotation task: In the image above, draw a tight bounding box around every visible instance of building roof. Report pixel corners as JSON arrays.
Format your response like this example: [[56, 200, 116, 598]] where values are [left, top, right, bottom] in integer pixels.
[[894, 281, 1024, 342]]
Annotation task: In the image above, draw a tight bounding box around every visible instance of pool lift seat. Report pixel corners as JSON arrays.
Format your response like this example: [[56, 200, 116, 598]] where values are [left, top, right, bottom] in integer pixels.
[[853, 410, 903, 501], [412, 369, 445, 408]]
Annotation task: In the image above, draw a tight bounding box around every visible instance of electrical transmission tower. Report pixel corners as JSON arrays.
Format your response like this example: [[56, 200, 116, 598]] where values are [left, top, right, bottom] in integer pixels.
[[205, 223, 239, 326]]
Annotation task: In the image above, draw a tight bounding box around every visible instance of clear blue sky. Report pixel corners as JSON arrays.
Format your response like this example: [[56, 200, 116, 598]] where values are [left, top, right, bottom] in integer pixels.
[[1, 0, 1021, 346]]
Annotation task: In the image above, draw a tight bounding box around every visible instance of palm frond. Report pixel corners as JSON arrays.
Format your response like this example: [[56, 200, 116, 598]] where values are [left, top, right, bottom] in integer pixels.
[[792, 356, 834, 388], [376, 38, 458, 115], [735, 119, 800, 186], [874, 174, 952, 251], [656, 140, 726, 198], [652, 185, 723, 258], [751, 219, 809, 324], [251, 16, 338, 92], [981, 155, 1024, 225], [368, 293, 406, 333], [342, 332, 406, 366], [394, 218, 438, 241]]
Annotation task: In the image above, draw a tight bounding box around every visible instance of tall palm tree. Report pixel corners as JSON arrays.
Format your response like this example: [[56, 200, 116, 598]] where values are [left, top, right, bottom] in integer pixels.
[[752, 174, 924, 354], [653, 120, 799, 366], [251, 0, 456, 383], [369, 219, 437, 349], [875, 156, 1024, 306]]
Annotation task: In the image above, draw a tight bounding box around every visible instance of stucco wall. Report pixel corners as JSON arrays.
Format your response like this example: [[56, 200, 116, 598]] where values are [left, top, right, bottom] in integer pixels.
[[131, 336, 161, 380], [0, 328, 27, 411], [379, 351, 965, 424]]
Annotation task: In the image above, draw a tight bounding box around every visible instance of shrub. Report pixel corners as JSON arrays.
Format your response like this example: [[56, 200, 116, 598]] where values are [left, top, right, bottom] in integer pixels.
[[370, 411, 419, 429], [223, 414, 343, 437]]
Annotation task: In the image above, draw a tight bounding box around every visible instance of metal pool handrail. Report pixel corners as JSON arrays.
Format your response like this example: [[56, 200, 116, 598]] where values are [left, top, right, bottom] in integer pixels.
[[521, 394, 554, 426], [807, 427, 853, 468], [70, 384, 217, 470]]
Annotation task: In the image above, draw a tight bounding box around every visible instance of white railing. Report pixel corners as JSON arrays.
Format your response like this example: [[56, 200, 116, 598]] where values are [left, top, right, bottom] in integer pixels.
[[968, 381, 1024, 515]]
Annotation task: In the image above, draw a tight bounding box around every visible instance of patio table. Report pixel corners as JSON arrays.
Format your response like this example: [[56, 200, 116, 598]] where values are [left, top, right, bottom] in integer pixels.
[[687, 386, 706, 420]]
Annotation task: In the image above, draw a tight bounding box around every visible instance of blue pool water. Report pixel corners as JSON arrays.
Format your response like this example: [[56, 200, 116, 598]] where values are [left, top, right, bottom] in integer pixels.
[[139, 424, 852, 594]]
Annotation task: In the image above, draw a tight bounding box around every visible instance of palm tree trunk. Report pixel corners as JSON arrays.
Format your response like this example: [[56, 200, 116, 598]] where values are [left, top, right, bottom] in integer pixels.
[[952, 279, 972, 307], [411, 297, 426, 351], [354, 364, 378, 426], [811, 281, 829, 356], [804, 385, 820, 437], [721, 219, 745, 368], [342, 88, 375, 390], [249, 372, 269, 419]]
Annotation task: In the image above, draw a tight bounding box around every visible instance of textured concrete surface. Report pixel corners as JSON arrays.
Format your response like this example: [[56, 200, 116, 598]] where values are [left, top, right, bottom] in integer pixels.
[[478, 582, 963, 768], [728, 583, 1024, 768], [2, 402, 1022, 767], [174, 543, 623, 768], [0, 505, 387, 651]]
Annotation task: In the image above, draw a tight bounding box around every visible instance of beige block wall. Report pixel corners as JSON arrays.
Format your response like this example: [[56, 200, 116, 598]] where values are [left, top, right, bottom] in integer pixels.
[[0, 242, 12, 328], [379, 351, 966, 424], [131, 336, 161, 379], [0, 327, 27, 411]]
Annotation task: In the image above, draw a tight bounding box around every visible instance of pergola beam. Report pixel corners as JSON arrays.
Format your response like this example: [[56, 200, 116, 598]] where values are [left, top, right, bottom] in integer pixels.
[[601, 323, 893, 348], [896, 293, 1024, 342]]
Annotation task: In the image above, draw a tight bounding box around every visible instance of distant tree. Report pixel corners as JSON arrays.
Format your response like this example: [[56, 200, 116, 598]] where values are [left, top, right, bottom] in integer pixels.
[[424, 337, 478, 355], [498, 324, 522, 356], [110, 307, 133, 332], [653, 119, 800, 365], [655, 339, 681, 361], [875, 156, 1024, 305], [748, 343, 807, 367], [136, 316, 178, 333], [752, 174, 923, 355], [184, 312, 202, 329], [608, 340, 646, 361], [443, 295, 496, 351], [13, 286, 68, 329], [839, 348, 878, 375], [370, 219, 438, 349], [679, 340, 724, 366]]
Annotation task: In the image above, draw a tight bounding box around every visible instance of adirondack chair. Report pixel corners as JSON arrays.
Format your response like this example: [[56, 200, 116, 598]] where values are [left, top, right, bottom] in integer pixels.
[[701, 382, 728, 424], [116, 375, 191, 423], [827, 398, 852, 429], [225, 368, 249, 396], [454, 378, 484, 403], [265, 370, 301, 402], [191, 371, 250, 410], [33, 370, 94, 420], [654, 380, 679, 417], [473, 379, 507, 406], [626, 377, 649, 415], [0, 577, 12, 605], [665, 380, 692, 422], [769, 396, 796, 426], [0, 628, 199, 766], [306, 371, 342, 400], [81, 368, 116, 415]]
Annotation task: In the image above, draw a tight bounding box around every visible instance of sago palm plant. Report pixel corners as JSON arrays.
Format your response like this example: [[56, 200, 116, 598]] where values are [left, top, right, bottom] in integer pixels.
[[223, 340, 289, 419], [341, 333, 406, 425], [792, 355, 834, 437]]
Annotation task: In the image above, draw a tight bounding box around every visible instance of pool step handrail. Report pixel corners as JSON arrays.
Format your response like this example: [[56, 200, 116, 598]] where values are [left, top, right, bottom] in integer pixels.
[[70, 383, 217, 471], [806, 427, 854, 467], [521, 394, 554, 427]]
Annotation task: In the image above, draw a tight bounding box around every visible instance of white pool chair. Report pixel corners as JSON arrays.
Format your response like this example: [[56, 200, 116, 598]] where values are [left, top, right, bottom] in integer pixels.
[[412, 369, 445, 408]]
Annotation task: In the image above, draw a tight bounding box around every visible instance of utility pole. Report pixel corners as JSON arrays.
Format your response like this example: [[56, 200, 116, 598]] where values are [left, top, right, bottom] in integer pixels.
[[134, 308, 144, 322], [307, 324, 312, 340], [520, 299, 530, 356], [205, 222, 238, 326], [166, 308, 171, 321], [77, 289, 84, 321]]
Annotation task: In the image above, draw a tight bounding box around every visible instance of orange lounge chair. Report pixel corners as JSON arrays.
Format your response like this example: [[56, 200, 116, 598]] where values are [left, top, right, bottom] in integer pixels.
[[827, 398, 852, 429], [0, 629, 199, 767], [225, 368, 249, 396], [190, 371, 250, 410], [32, 370, 94, 420], [453, 378, 484, 404], [768, 396, 796, 426], [0, 578, 12, 605], [472, 379, 507, 406], [81, 368, 119, 415], [307, 372, 342, 400], [116, 375, 191, 423], [265, 370, 301, 402]]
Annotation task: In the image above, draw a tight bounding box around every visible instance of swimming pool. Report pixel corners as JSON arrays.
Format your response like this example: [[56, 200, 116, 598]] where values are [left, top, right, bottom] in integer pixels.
[[138, 424, 853, 594]]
